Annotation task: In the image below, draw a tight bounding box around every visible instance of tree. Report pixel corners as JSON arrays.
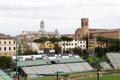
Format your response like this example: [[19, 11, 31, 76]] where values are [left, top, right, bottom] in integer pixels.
[[0, 56, 15, 69], [49, 37, 61, 43], [33, 37, 49, 43], [82, 49, 89, 59], [60, 36, 73, 53], [49, 37, 62, 54], [96, 36, 120, 52], [73, 47, 82, 56], [87, 56, 99, 67], [54, 44, 62, 54], [60, 36, 73, 42], [95, 47, 105, 58], [72, 47, 89, 59], [22, 50, 38, 55]]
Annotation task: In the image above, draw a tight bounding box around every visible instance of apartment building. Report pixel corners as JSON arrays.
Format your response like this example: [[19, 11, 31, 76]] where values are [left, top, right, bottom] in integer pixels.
[[0, 35, 16, 56], [59, 40, 86, 52]]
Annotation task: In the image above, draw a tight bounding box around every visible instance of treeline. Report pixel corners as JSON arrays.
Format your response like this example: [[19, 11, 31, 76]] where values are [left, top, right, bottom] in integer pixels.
[[66, 47, 89, 59], [95, 36, 120, 57]]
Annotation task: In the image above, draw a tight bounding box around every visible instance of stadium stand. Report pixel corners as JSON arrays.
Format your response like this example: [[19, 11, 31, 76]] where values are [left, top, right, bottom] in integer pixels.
[[100, 62, 112, 70], [106, 53, 120, 70], [12, 54, 93, 79], [18, 59, 47, 67], [0, 70, 14, 80]]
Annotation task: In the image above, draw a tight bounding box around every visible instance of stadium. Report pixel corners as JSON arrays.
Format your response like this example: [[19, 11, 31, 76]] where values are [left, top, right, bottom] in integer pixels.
[[0, 53, 120, 80]]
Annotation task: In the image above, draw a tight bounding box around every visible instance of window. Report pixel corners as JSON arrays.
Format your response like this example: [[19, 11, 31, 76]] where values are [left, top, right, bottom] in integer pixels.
[[83, 45, 85, 47], [82, 22, 84, 26], [14, 47, 16, 50], [9, 41, 11, 44], [85, 22, 88, 26], [14, 41, 16, 44], [4, 41, 6, 44], [66, 43, 68, 45], [9, 47, 11, 51], [4, 47, 6, 51]]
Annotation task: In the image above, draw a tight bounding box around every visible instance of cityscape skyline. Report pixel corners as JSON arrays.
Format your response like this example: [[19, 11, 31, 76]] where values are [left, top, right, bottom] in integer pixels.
[[1, 0, 120, 36]]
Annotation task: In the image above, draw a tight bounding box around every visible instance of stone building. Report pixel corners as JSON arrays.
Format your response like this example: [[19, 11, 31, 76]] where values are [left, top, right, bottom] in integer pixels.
[[75, 18, 120, 51], [90, 29, 120, 39], [75, 18, 120, 40], [21, 20, 59, 39], [75, 18, 89, 40]]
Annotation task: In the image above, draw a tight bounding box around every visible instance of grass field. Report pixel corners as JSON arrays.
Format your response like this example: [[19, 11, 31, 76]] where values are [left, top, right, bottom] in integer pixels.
[[76, 73, 120, 80], [33, 72, 95, 80]]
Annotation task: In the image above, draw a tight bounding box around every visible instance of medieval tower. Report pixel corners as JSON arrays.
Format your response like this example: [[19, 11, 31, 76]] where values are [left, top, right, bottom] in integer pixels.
[[75, 18, 89, 40]]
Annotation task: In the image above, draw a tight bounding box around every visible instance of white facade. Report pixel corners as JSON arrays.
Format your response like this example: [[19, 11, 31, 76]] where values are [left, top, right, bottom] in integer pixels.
[[59, 40, 86, 52], [0, 38, 16, 56]]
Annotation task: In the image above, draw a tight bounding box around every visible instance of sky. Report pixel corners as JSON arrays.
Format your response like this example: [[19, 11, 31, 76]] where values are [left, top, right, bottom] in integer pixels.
[[0, 0, 120, 36]]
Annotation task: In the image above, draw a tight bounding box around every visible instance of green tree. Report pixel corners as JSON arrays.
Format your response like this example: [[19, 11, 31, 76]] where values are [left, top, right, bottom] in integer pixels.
[[82, 49, 89, 59], [0, 56, 15, 69], [95, 47, 105, 58], [101, 55, 109, 62], [87, 56, 99, 67], [49, 37, 61, 43], [73, 47, 82, 56], [33, 37, 49, 43], [49, 37, 62, 54], [97, 36, 120, 52], [54, 44, 62, 54]]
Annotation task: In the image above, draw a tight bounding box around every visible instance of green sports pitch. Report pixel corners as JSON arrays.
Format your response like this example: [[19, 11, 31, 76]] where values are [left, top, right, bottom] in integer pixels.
[[76, 73, 120, 80], [19, 72, 120, 80]]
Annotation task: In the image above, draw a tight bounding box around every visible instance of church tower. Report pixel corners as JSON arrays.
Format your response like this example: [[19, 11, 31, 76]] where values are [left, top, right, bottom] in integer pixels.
[[75, 18, 89, 40], [40, 20, 45, 32], [81, 18, 88, 32], [81, 18, 89, 39]]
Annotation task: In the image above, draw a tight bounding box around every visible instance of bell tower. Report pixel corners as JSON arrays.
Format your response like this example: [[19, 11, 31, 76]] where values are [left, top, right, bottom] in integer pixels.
[[40, 20, 45, 32], [81, 18, 88, 30], [81, 18, 89, 39]]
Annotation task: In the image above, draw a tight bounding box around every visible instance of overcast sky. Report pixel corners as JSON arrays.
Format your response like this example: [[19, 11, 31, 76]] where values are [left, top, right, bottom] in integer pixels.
[[0, 0, 120, 36]]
